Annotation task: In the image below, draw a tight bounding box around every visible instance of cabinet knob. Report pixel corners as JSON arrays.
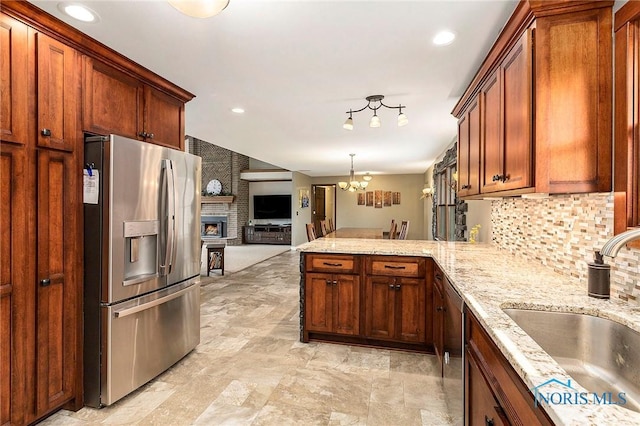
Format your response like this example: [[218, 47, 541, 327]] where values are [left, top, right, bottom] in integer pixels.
[[332, 280, 338, 286], [41, 128, 51, 137], [394, 284, 401, 290], [326, 279, 332, 285], [436, 306, 444, 311], [40, 278, 51, 287], [485, 415, 494, 426], [148, 133, 155, 139]]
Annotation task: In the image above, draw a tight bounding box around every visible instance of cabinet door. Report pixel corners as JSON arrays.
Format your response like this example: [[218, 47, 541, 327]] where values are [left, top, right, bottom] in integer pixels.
[[36, 150, 78, 415], [433, 280, 444, 366], [143, 85, 185, 149], [36, 33, 78, 152], [536, 8, 612, 193], [458, 98, 480, 197], [365, 276, 395, 340], [501, 30, 532, 191], [0, 13, 29, 145], [333, 274, 360, 336], [395, 278, 426, 343], [83, 57, 143, 139], [0, 143, 30, 426], [480, 71, 502, 193], [305, 273, 334, 333], [466, 349, 509, 426]]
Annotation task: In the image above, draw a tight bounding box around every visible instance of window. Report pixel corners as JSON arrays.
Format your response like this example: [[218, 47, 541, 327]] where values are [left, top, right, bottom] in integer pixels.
[[432, 144, 465, 241]]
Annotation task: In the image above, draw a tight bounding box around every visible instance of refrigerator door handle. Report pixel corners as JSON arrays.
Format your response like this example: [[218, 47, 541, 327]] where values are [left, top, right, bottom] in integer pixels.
[[113, 284, 195, 318], [168, 160, 177, 272], [159, 160, 173, 276]]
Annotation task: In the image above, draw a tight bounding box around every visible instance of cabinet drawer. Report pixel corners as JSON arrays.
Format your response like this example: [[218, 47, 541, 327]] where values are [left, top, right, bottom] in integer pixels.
[[367, 256, 425, 277], [306, 254, 359, 274]]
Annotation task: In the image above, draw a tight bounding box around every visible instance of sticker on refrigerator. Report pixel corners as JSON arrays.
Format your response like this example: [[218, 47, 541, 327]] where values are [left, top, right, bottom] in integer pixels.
[[83, 167, 99, 204]]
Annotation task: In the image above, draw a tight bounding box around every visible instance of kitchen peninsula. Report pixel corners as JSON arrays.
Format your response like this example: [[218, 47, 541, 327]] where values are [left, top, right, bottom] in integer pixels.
[[298, 239, 640, 425]]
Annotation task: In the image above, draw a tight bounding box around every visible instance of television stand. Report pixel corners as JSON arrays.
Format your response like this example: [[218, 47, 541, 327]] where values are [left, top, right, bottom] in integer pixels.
[[243, 225, 291, 245]]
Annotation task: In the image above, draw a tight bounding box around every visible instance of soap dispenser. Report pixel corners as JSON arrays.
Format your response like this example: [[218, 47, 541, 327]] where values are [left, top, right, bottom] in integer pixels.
[[587, 251, 610, 299]]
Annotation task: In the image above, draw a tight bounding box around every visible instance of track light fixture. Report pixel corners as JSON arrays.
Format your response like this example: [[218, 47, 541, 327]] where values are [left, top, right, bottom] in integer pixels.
[[343, 95, 408, 130]]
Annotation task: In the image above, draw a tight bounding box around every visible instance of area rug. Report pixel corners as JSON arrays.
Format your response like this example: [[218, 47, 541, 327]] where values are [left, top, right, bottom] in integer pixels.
[[200, 244, 290, 276]]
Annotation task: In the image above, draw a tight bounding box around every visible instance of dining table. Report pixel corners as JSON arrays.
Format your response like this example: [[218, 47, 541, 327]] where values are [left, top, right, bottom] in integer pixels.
[[323, 227, 383, 239]]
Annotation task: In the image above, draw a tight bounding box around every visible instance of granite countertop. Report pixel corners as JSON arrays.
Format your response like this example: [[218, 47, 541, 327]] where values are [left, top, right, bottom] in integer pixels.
[[298, 238, 640, 425]]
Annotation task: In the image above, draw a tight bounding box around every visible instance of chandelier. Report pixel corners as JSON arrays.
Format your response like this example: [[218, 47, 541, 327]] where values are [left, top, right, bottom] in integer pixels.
[[338, 154, 372, 192], [168, 0, 230, 18], [343, 95, 408, 130]]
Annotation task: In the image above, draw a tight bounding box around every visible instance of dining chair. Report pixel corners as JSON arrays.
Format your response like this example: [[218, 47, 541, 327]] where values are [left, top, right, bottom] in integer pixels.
[[398, 220, 409, 240], [384, 219, 396, 239], [306, 223, 317, 242], [320, 220, 329, 236], [327, 218, 334, 232]]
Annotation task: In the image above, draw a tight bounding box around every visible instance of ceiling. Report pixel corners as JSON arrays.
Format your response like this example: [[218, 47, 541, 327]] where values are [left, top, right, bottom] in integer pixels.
[[30, 0, 518, 177]]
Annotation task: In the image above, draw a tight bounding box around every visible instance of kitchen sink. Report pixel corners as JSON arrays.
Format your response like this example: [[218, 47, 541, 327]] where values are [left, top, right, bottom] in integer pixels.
[[503, 308, 640, 413]]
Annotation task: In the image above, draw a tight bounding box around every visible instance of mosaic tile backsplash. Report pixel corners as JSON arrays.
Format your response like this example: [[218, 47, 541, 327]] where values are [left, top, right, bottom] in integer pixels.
[[491, 193, 640, 304]]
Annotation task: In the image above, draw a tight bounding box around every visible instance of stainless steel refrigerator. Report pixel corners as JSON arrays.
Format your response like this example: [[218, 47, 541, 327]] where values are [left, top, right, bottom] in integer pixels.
[[83, 134, 201, 407]]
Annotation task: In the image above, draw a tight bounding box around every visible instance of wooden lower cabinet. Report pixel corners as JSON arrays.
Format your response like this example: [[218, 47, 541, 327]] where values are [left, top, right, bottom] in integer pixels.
[[432, 272, 445, 367], [35, 149, 80, 417], [465, 309, 553, 426], [305, 272, 360, 336], [302, 253, 431, 350], [466, 351, 510, 426], [364, 276, 426, 344]]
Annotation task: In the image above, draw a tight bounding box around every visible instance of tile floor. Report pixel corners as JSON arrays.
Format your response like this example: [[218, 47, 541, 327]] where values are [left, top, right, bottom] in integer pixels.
[[41, 250, 459, 425]]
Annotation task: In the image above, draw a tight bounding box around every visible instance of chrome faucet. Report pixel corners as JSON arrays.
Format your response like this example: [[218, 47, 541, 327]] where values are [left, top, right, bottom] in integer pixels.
[[599, 227, 640, 258], [588, 228, 640, 299]]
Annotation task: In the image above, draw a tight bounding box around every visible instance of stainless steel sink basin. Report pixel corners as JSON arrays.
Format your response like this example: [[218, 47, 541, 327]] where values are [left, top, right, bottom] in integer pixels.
[[503, 308, 640, 413]]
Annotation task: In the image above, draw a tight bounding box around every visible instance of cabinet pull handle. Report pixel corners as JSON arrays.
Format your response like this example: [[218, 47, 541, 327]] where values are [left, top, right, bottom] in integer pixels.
[[325, 279, 332, 285], [394, 284, 401, 290], [485, 415, 494, 426], [40, 278, 51, 287], [389, 284, 395, 289], [323, 262, 343, 267], [332, 280, 338, 286], [384, 265, 406, 270], [41, 128, 51, 137]]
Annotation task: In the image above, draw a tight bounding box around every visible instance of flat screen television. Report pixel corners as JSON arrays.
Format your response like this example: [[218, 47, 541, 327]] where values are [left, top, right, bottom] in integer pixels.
[[253, 194, 292, 220]]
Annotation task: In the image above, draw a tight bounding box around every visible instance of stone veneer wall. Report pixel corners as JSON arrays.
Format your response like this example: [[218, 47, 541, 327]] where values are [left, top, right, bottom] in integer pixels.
[[491, 193, 640, 304], [188, 137, 250, 246]]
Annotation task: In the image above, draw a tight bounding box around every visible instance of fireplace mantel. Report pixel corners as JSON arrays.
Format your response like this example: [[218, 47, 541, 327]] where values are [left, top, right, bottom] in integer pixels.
[[201, 196, 235, 204]]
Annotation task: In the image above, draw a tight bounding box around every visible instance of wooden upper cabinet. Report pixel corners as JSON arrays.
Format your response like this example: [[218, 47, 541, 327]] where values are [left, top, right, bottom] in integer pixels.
[[83, 57, 144, 140], [37, 32, 79, 152], [143, 85, 185, 149], [457, 98, 480, 197], [535, 7, 612, 193], [501, 30, 532, 191], [0, 13, 29, 145], [83, 57, 186, 150], [481, 30, 532, 195], [453, 1, 613, 198], [614, 2, 640, 235], [480, 71, 502, 194]]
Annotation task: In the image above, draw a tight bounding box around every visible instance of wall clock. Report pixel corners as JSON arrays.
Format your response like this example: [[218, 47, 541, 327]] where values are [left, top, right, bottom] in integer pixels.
[[206, 179, 222, 195]]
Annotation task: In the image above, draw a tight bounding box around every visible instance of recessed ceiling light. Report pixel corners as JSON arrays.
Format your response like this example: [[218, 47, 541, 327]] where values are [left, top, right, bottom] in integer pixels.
[[231, 107, 245, 114], [58, 2, 100, 23], [433, 30, 456, 46]]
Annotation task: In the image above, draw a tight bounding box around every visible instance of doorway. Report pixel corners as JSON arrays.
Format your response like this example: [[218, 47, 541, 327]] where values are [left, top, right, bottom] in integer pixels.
[[311, 184, 336, 236]]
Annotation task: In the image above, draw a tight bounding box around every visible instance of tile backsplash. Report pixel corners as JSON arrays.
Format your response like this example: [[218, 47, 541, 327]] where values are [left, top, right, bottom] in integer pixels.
[[491, 193, 640, 304]]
